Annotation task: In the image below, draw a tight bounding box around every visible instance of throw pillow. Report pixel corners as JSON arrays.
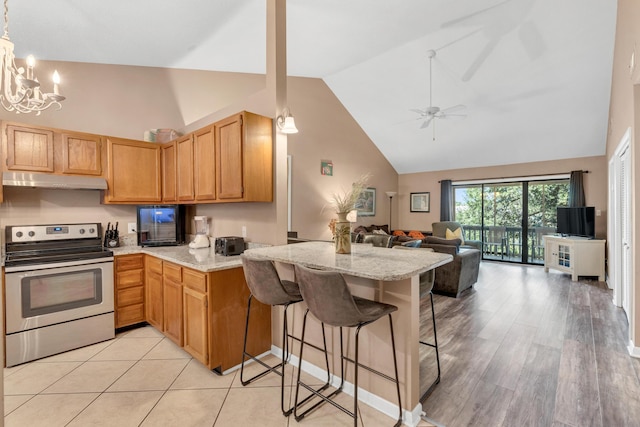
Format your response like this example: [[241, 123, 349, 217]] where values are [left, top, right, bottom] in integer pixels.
[[408, 230, 425, 239], [372, 229, 387, 235], [393, 230, 407, 236], [371, 224, 390, 234], [446, 227, 465, 245]]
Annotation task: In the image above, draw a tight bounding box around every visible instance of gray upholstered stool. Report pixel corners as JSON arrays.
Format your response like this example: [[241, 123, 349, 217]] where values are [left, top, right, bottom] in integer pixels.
[[293, 264, 402, 427], [240, 255, 330, 416]]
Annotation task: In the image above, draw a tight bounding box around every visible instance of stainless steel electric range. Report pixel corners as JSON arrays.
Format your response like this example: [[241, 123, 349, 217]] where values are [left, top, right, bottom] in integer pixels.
[[4, 223, 115, 367]]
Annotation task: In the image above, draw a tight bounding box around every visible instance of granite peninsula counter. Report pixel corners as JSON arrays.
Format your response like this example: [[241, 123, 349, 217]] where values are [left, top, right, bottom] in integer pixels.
[[243, 241, 453, 426]]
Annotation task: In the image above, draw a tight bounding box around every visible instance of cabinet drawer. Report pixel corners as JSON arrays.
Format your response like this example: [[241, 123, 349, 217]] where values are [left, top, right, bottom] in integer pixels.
[[183, 269, 207, 293], [117, 269, 144, 289], [117, 303, 145, 326], [146, 255, 163, 274], [116, 254, 144, 271], [118, 286, 144, 307], [164, 262, 182, 282]]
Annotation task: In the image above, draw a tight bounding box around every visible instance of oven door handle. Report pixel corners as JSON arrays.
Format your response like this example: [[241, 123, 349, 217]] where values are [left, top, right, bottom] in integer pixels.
[[4, 256, 115, 273]]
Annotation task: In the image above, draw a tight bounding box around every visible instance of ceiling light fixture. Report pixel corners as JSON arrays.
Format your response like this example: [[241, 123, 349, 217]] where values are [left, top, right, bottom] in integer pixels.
[[0, 0, 65, 115], [276, 107, 299, 134]]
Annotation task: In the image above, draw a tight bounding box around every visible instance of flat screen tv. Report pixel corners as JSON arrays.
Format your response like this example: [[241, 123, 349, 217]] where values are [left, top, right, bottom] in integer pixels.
[[556, 206, 595, 238]]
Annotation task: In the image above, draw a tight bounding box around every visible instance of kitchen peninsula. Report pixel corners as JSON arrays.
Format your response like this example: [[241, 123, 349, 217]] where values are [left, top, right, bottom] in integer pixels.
[[243, 241, 453, 425]]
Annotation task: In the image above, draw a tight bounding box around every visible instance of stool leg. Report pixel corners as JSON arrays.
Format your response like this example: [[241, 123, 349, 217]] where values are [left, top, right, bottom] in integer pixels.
[[430, 291, 441, 385], [388, 314, 403, 427], [241, 295, 294, 416], [419, 291, 441, 402], [354, 325, 362, 427]]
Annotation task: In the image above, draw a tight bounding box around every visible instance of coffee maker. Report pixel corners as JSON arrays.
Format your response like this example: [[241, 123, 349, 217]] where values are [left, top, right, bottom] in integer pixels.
[[189, 216, 210, 249]]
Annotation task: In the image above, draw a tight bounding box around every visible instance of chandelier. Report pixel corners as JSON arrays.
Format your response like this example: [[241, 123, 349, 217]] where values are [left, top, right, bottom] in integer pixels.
[[0, 0, 64, 114]]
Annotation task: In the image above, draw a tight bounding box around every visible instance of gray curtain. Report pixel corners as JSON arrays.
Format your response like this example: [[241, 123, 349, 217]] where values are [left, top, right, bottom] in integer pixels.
[[440, 179, 453, 221], [569, 170, 585, 207]]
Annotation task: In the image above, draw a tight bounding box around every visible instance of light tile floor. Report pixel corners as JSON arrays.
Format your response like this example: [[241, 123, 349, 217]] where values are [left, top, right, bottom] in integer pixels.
[[4, 325, 435, 427]]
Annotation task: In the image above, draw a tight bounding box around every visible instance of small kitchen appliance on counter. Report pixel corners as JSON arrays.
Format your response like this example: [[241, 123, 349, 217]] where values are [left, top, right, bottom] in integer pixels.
[[189, 216, 210, 249], [215, 236, 245, 256]]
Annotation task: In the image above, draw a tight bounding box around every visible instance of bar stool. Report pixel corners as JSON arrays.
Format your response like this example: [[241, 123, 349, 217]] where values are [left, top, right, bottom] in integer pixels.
[[392, 246, 440, 401], [293, 264, 403, 427], [240, 256, 330, 416]]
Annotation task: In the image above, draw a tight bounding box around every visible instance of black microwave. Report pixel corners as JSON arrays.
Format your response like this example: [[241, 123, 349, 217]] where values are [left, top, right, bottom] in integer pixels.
[[137, 205, 186, 247]]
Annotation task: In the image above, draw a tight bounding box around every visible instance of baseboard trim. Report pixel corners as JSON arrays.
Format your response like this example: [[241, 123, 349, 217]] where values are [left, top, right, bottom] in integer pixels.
[[627, 340, 640, 358], [271, 345, 420, 426]]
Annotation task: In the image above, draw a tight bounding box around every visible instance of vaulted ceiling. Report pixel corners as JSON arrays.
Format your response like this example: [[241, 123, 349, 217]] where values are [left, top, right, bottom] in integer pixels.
[[10, 0, 617, 173]]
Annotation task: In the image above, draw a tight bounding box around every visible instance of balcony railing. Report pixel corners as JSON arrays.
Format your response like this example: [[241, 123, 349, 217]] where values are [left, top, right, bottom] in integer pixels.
[[461, 225, 555, 264]]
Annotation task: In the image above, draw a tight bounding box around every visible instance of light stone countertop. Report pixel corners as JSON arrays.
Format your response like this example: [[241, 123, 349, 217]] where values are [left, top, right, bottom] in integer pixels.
[[110, 245, 243, 273], [244, 241, 453, 281]]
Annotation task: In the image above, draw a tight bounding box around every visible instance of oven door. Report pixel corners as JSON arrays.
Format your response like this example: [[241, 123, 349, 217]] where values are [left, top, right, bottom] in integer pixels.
[[5, 259, 114, 334]]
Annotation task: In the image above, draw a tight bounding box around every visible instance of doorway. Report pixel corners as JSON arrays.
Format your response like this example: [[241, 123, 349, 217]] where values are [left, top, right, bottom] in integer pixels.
[[610, 128, 632, 319]]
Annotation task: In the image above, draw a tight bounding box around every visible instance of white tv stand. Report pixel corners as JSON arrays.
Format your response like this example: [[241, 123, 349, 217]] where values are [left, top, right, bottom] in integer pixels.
[[543, 235, 605, 281]]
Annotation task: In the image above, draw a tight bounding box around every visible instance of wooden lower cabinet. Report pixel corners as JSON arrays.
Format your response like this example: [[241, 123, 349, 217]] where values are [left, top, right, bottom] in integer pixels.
[[114, 254, 145, 328], [163, 277, 184, 346], [183, 285, 209, 364], [145, 256, 164, 330]]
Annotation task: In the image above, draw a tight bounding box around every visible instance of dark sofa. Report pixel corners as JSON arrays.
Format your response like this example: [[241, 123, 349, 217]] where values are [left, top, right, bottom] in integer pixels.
[[421, 237, 481, 297]]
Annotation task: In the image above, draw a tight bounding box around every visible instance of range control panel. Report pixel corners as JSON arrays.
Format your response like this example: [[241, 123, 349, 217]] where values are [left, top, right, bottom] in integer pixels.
[[7, 223, 101, 243]]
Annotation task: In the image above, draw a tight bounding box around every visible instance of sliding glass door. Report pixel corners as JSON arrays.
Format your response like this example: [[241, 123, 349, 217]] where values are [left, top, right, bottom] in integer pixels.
[[454, 178, 569, 264]]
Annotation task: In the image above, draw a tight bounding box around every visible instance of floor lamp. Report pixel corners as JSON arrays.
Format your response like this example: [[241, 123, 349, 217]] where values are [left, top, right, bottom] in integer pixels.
[[385, 191, 397, 231]]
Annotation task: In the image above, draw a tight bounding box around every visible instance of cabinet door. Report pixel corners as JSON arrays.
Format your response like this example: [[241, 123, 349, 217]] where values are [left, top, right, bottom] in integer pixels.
[[161, 142, 177, 202], [106, 137, 161, 203], [176, 135, 194, 201], [163, 278, 183, 346], [183, 286, 208, 364], [6, 124, 54, 172], [145, 269, 164, 331], [194, 126, 217, 201], [61, 131, 103, 176], [215, 115, 243, 200]]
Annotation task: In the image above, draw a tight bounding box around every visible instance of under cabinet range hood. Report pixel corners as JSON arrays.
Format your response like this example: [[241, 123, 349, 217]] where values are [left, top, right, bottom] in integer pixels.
[[2, 172, 108, 190]]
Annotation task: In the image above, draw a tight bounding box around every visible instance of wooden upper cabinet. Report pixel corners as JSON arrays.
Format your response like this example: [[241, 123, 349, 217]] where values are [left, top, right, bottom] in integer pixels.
[[104, 137, 162, 203], [193, 126, 216, 201], [215, 114, 243, 200], [61, 131, 103, 176], [243, 112, 273, 202], [161, 142, 177, 203], [176, 135, 194, 201], [6, 124, 54, 172]]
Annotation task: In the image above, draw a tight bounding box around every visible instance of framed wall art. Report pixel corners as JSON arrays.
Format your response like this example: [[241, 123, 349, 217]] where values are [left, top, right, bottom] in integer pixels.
[[410, 192, 430, 212], [355, 187, 376, 216]]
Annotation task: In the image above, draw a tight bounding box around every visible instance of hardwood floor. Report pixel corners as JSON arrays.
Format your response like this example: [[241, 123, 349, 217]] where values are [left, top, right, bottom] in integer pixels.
[[418, 261, 640, 427]]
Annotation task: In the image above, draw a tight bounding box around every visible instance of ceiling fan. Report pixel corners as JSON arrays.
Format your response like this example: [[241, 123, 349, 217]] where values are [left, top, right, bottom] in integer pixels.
[[410, 50, 466, 137]]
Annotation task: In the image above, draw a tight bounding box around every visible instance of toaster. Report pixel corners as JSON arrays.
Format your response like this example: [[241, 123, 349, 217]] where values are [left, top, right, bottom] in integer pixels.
[[215, 236, 245, 256]]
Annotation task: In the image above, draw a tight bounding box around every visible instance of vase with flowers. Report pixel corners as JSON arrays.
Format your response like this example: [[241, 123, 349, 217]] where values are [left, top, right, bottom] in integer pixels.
[[330, 174, 370, 254]]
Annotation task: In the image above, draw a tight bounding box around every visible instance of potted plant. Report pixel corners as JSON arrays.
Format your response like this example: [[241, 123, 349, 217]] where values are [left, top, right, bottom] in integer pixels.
[[330, 174, 370, 254]]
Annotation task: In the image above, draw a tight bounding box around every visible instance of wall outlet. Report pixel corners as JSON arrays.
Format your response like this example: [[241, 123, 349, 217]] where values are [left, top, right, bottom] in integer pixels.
[[242, 226, 247, 238], [127, 222, 137, 234], [596, 209, 602, 217]]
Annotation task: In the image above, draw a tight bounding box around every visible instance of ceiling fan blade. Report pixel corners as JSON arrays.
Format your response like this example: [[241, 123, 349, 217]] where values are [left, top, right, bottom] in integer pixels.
[[420, 116, 434, 129], [441, 0, 511, 28], [462, 37, 500, 82], [409, 108, 426, 115], [440, 104, 466, 114], [439, 113, 467, 120]]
